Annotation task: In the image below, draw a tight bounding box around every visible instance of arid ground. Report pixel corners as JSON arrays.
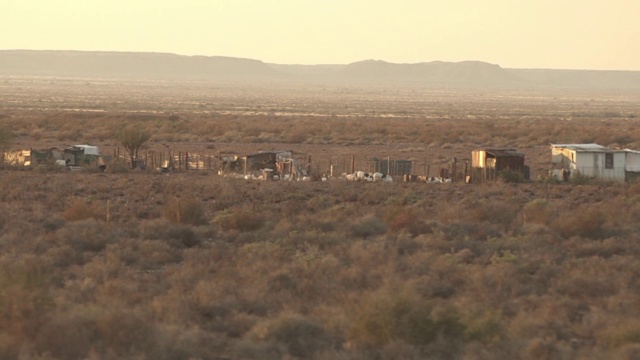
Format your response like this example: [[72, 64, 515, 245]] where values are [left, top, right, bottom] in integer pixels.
[[1, 76, 640, 359]]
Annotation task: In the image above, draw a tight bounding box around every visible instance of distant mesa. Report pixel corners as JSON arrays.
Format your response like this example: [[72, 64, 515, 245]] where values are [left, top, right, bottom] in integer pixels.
[[1, 50, 639, 90], [336, 59, 522, 87], [0, 50, 280, 80]]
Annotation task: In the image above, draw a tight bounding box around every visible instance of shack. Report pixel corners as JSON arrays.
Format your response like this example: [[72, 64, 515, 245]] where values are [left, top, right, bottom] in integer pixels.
[[3, 148, 63, 166], [3, 145, 106, 169], [218, 150, 307, 180], [64, 145, 102, 167], [550, 143, 626, 182], [471, 148, 527, 182]]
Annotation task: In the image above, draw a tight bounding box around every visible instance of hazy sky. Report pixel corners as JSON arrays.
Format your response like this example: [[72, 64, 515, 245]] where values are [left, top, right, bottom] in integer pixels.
[[2, 0, 639, 70]]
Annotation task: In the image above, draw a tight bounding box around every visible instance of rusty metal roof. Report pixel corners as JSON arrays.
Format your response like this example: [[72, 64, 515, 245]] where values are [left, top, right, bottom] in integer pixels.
[[550, 143, 615, 152], [476, 148, 524, 157]]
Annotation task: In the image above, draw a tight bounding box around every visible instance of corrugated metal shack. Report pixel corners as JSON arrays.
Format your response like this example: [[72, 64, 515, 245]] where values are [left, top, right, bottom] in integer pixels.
[[471, 148, 527, 182], [218, 150, 307, 180], [3, 145, 107, 169], [3, 148, 63, 166], [64, 145, 103, 167], [239, 151, 280, 174], [550, 143, 628, 182], [220, 151, 283, 175]]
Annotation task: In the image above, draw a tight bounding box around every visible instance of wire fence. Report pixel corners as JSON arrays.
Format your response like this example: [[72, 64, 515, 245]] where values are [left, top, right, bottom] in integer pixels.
[[110, 147, 470, 181]]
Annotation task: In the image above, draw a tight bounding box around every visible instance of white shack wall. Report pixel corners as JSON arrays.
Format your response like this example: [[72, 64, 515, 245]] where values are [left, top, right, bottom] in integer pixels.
[[575, 152, 625, 181], [625, 152, 640, 172]]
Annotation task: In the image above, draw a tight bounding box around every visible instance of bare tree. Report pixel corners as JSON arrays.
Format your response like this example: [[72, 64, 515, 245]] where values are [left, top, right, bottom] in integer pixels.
[[117, 127, 150, 169]]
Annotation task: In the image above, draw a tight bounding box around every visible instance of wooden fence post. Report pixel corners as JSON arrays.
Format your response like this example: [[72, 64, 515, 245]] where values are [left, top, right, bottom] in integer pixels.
[[451, 157, 457, 182]]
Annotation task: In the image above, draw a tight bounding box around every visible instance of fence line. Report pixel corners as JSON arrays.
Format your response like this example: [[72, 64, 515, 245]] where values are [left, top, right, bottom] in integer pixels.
[[111, 146, 468, 180]]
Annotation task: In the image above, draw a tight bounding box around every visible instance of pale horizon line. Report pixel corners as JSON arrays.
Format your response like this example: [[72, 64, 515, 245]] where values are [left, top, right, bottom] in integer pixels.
[[2, 48, 639, 73]]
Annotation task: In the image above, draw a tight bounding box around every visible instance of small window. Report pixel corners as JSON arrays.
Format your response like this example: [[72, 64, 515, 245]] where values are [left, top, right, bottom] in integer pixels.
[[605, 153, 614, 169]]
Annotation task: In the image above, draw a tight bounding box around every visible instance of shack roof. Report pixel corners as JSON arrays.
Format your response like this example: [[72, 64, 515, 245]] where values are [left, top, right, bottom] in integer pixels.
[[239, 150, 291, 159], [475, 149, 524, 157], [68, 145, 100, 155], [550, 143, 617, 152]]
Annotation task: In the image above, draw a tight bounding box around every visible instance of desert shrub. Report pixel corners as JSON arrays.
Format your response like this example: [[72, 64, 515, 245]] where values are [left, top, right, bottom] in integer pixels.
[[410, 258, 467, 299], [163, 197, 207, 226], [34, 309, 96, 359], [383, 206, 430, 236], [62, 198, 106, 222], [569, 172, 593, 185], [551, 207, 606, 239], [350, 214, 387, 238], [267, 271, 299, 297], [42, 216, 65, 232], [393, 234, 423, 256], [93, 308, 157, 357], [279, 229, 342, 251], [615, 344, 640, 360], [627, 179, 640, 196], [43, 245, 81, 269], [462, 199, 519, 228], [441, 221, 499, 242], [150, 326, 228, 360], [522, 199, 554, 225], [28, 128, 43, 140], [463, 314, 505, 344], [234, 339, 283, 360], [101, 239, 183, 271], [604, 322, 640, 349], [555, 273, 618, 298], [348, 292, 465, 351], [245, 314, 336, 358], [0, 255, 54, 341], [0, 333, 20, 360], [215, 208, 266, 233], [499, 169, 525, 183], [336, 243, 387, 291], [570, 237, 630, 259], [524, 338, 565, 360], [490, 249, 519, 265], [104, 159, 130, 174], [140, 219, 200, 248], [53, 219, 114, 253]]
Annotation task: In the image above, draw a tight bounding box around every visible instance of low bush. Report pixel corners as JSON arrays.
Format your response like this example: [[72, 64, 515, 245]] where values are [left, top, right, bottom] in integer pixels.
[[551, 207, 606, 239], [499, 169, 525, 183], [350, 214, 387, 238], [215, 208, 266, 233], [522, 199, 554, 225], [140, 219, 200, 248], [104, 159, 130, 174], [348, 291, 465, 352], [162, 197, 207, 226], [53, 219, 114, 253], [246, 314, 336, 358], [62, 199, 106, 222]]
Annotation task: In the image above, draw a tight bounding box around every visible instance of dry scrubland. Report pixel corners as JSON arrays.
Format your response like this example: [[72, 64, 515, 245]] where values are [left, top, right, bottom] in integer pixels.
[[2, 77, 640, 359]]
